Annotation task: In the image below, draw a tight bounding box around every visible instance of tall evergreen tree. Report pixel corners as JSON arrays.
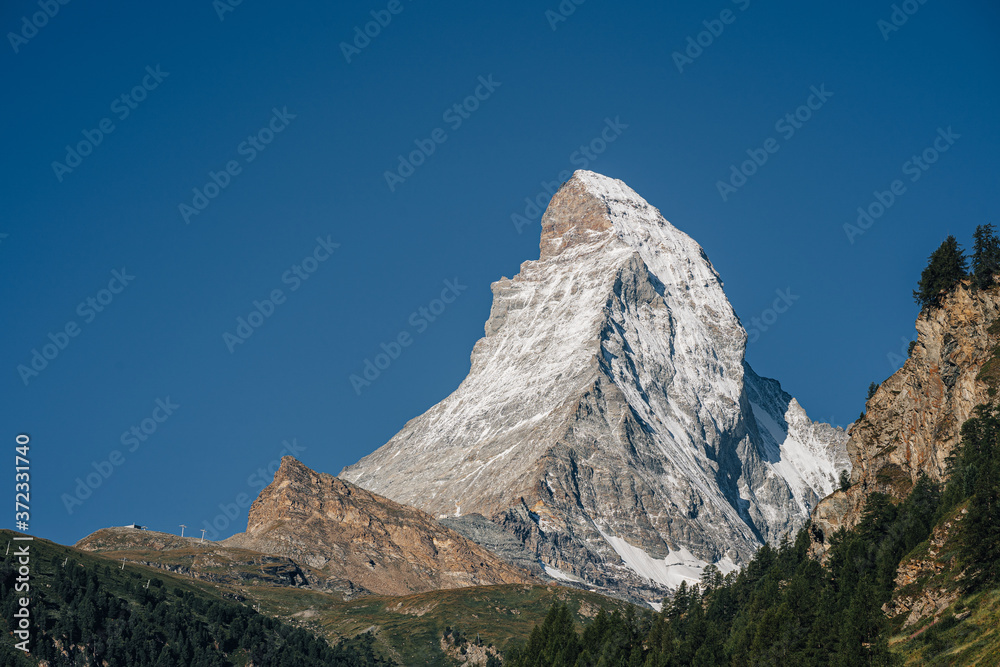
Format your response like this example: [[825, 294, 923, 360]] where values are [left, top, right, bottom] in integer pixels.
[[965, 452, 1000, 588], [972, 223, 1000, 290], [913, 235, 968, 310], [949, 404, 1000, 589]]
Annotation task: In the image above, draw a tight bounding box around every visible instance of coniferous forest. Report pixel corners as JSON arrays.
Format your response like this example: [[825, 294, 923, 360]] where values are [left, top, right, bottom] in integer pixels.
[[0, 547, 393, 667]]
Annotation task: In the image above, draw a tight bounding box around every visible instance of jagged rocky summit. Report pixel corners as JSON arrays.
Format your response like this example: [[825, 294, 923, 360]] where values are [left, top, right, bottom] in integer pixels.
[[341, 171, 849, 603]]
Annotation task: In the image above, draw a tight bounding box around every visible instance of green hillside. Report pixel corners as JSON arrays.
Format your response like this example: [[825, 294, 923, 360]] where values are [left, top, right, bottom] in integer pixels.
[[246, 581, 635, 665], [0, 530, 637, 666], [0, 530, 390, 666]]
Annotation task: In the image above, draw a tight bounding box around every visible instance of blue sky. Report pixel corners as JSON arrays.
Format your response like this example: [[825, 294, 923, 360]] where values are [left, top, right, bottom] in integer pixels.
[[2, 0, 998, 546]]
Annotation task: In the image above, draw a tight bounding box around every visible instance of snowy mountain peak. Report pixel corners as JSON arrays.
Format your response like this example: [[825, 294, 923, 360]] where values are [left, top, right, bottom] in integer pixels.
[[540, 171, 697, 268], [341, 172, 848, 603]]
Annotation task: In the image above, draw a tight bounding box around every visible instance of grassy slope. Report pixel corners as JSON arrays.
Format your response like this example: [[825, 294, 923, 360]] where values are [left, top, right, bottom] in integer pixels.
[[892, 590, 1000, 665], [885, 505, 1000, 665], [3, 530, 635, 665], [247, 582, 632, 665]]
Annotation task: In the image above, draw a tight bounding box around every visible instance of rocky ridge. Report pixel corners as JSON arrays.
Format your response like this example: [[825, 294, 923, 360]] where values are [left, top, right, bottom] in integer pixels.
[[75, 526, 368, 597], [223, 456, 535, 596]]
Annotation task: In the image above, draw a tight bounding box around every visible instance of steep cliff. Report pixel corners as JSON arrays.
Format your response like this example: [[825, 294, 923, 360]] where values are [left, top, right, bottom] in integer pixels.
[[811, 283, 1000, 554]]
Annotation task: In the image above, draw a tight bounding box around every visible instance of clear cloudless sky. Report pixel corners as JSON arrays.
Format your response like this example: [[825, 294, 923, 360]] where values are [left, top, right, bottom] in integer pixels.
[[2, 0, 998, 546]]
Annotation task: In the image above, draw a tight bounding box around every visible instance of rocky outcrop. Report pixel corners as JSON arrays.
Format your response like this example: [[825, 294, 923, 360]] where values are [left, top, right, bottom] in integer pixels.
[[223, 457, 535, 596], [882, 508, 969, 629], [76, 527, 207, 554], [811, 284, 1000, 556], [439, 513, 547, 577], [342, 171, 848, 602], [76, 526, 367, 596]]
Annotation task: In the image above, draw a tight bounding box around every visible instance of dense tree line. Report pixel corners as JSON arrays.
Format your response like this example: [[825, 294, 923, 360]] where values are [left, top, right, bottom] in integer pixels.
[[505, 602, 648, 666], [913, 224, 999, 310], [940, 403, 1000, 588], [0, 551, 393, 666], [505, 398, 1000, 666]]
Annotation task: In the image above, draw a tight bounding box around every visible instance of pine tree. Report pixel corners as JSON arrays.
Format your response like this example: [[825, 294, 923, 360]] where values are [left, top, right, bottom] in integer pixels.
[[913, 235, 968, 310], [961, 411, 1000, 589], [507, 603, 582, 667], [668, 581, 690, 621], [839, 469, 852, 492], [972, 223, 1000, 290]]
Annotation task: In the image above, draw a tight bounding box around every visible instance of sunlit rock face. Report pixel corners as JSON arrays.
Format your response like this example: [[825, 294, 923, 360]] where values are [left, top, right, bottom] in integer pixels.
[[811, 283, 1000, 560], [225, 457, 535, 596]]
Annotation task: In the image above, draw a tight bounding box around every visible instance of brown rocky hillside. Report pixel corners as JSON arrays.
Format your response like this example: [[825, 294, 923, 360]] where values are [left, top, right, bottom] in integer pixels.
[[223, 456, 536, 596]]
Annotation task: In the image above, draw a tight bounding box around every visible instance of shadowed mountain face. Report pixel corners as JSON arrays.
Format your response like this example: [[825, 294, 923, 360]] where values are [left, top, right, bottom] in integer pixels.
[[341, 171, 849, 602], [222, 456, 536, 596]]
